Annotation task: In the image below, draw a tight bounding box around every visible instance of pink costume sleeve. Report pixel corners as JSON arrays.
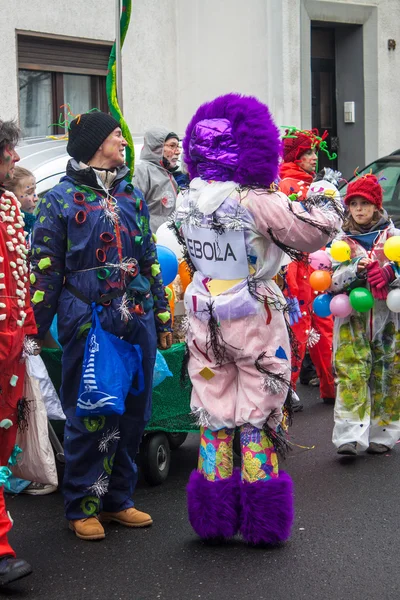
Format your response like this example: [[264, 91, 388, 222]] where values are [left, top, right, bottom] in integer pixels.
[[247, 191, 342, 254]]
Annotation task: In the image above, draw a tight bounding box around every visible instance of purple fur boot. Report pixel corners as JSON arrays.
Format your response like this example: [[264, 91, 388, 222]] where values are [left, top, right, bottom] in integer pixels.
[[187, 468, 241, 540], [240, 471, 294, 545]]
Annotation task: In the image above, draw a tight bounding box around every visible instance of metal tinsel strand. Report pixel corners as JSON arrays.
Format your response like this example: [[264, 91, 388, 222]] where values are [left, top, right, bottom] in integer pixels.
[[260, 375, 287, 395], [307, 328, 321, 348], [100, 197, 120, 225], [191, 407, 212, 428], [87, 472, 109, 498], [22, 336, 39, 359], [117, 294, 132, 322], [98, 427, 121, 453]]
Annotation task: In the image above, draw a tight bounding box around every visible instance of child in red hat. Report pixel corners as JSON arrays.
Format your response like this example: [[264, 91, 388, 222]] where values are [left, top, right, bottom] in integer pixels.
[[330, 173, 400, 456]]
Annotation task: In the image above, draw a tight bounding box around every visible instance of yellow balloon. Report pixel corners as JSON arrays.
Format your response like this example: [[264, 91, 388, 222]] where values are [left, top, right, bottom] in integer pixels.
[[330, 240, 351, 263], [384, 236, 400, 262]]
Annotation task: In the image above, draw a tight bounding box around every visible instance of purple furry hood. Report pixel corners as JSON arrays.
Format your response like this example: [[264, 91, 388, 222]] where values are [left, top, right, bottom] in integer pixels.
[[183, 93, 282, 188]]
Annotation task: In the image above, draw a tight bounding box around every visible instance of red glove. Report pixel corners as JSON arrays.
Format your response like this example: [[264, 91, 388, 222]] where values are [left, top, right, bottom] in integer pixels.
[[366, 261, 395, 300]]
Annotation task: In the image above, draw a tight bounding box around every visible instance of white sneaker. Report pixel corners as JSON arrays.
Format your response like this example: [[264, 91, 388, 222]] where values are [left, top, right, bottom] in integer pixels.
[[21, 482, 57, 496]]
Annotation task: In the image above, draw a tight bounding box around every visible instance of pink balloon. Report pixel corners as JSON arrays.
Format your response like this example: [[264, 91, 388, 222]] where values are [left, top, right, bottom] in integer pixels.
[[330, 294, 352, 318], [309, 250, 332, 272]]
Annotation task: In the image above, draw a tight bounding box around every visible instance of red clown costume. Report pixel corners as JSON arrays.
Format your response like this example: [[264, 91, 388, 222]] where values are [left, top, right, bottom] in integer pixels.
[[279, 129, 335, 402], [0, 185, 36, 573]]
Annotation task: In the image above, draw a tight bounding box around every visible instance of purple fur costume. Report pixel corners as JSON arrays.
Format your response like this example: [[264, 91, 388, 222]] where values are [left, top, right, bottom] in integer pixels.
[[177, 94, 342, 545]]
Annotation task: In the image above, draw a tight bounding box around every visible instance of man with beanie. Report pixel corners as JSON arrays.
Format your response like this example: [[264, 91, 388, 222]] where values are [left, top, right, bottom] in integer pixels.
[[279, 129, 336, 406], [134, 128, 180, 232], [30, 111, 172, 541]]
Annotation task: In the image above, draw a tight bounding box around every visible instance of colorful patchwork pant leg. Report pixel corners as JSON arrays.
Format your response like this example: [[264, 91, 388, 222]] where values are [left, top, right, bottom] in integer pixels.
[[369, 320, 400, 448], [187, 426, 240, 540], [238, 424, 293, 545], [333, 316, 373, 450]]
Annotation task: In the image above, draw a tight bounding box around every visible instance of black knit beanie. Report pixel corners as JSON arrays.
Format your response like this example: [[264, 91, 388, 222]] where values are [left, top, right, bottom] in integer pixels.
[[67, 112, 120, 163]]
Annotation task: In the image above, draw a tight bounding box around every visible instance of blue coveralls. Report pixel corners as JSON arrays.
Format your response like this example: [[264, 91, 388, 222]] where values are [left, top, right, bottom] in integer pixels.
[[30, 161, 171, 520]]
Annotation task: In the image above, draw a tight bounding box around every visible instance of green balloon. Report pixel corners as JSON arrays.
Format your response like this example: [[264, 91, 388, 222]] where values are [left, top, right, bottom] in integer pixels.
[[349, 287, 374, 312]]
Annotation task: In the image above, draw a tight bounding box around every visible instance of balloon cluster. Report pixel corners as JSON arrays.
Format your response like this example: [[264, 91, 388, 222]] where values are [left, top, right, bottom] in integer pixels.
[[311, 236, 400, 317], [310, 244, 375, 317]]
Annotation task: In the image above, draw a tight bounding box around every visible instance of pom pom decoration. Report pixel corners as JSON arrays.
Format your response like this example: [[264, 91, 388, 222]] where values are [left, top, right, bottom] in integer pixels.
[[330, 294, 352, 318], [386, 288, 400, 313], [156, 222, 183, 260], [312, 293, 332, 317], [330, 241, 351, 263], [156, 245, 178, 286], [309, 270, 332, 292], [383, 236, 400, 262], [309, 250, 332, 272], [349, 287, 374, 313]]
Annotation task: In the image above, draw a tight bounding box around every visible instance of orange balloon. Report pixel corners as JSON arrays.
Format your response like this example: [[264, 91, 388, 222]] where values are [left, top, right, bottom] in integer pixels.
[[178, 260, 192, 292], [309, 270, 332, 292]]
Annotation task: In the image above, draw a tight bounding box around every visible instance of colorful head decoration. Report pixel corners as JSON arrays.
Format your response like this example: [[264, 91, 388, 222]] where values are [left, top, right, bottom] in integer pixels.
[[344, 173, 383, 209], [282, 128, 331, 163], [183, 93, 282, 188]]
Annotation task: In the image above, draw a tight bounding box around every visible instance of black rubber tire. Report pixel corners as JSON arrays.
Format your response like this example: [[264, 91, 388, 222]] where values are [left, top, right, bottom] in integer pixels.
[[167, 432, 188, 450], [141, 433, 171, 486]]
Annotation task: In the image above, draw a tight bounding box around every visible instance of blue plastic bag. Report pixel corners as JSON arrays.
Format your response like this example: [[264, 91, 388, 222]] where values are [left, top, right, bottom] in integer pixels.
[[152, 350, 173, 388], [76, 306, 144, 417]]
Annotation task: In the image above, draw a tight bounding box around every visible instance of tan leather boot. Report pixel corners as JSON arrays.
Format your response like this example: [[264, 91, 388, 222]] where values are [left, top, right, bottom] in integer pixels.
[[100, 508, 153, 528], [69, 517, 105, 540]]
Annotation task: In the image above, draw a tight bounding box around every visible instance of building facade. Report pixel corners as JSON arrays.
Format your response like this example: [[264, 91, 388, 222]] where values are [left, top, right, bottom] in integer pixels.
[[0, 0, 399, 178]]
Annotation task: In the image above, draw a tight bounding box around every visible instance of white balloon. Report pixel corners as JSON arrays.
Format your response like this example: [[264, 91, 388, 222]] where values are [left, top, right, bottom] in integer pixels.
[[155, 222, 183, 260], [386, 288, 400, 313]]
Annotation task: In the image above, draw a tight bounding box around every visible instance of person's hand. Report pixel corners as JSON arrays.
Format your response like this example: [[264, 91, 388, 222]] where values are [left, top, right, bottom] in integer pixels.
[[367, 262, 395, 288], [366, 262, 395, 300], [357, 257, 372, 274], [287, 297, 302, 326], [158, 331, 173, 350]]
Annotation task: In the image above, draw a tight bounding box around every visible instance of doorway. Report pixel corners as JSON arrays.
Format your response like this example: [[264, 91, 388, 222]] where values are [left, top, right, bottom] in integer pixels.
[[311, 27, 338, 172]]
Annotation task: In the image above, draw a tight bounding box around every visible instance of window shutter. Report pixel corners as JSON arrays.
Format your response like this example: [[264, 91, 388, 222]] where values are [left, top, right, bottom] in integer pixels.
[[17, 33, 111, 76]]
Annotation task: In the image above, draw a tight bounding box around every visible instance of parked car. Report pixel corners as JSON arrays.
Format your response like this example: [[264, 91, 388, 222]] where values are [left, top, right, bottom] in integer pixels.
[[17, 136, 145, 195], [339, 150, 400, 226]]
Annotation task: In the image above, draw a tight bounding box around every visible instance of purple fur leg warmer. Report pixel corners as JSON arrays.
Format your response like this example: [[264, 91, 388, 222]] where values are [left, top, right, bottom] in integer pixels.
[[240, 471, 294, 545], [187, 469, 241, 539]]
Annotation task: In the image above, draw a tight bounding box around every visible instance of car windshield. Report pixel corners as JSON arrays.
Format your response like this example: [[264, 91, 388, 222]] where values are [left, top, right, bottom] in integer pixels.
[[341, 160, 400, 216]]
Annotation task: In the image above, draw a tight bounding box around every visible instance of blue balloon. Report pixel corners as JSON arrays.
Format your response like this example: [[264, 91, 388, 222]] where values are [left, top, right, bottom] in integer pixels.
[[156, 244, 178, 286], [313, 293, 332, 318]]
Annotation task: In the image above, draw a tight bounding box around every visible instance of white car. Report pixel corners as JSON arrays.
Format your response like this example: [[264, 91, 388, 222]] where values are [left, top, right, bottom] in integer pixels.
[[17, 136, 145, 195]]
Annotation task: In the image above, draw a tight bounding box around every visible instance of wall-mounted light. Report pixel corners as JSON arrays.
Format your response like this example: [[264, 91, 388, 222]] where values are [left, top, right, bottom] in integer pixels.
[[388, 39, 396, 51]]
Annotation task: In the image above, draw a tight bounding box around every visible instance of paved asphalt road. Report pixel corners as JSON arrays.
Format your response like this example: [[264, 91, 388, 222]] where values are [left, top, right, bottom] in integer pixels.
[[3, 384, 400, 600]]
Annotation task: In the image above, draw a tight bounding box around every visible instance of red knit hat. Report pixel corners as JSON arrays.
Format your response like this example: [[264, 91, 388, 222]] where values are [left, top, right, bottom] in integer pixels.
[[344, 174, 383, 209], [282, 129, 327, 163]]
